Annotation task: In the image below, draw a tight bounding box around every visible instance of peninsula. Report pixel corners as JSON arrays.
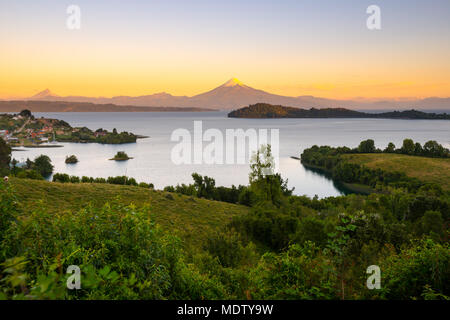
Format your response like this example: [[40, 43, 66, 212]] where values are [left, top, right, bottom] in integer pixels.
[[228, 103, 450, 119], [0, 110, 141, 146]]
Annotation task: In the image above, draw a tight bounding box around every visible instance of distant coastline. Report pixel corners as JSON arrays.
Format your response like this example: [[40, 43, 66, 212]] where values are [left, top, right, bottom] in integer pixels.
[[228, 103, 450, 120], [0, 100, 215, 113]]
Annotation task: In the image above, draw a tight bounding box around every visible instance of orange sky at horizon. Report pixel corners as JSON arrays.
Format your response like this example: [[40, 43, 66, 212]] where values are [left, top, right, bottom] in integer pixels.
[[1, 1, 450, 101], [1, 42, 449, 100]]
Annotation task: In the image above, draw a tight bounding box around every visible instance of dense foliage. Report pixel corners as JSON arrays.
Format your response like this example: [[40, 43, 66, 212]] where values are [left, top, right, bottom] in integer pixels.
[[0, 143, 448, 300], [301, 139, 450, 194], [9, 155, 55, 180], [52, 173, 153, 188]]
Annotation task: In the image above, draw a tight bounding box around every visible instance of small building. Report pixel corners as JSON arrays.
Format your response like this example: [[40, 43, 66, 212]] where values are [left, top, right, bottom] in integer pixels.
[[94, 131, 107, 137]]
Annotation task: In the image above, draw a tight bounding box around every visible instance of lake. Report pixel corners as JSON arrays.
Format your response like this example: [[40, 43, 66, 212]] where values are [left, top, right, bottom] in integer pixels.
[[11, 112, 450, 198]]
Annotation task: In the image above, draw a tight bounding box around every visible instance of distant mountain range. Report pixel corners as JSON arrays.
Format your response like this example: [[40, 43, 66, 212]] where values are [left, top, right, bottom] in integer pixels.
[[228, 103, 450, 120], [8, 78, 450, 111], [0, 101, 213, 113]]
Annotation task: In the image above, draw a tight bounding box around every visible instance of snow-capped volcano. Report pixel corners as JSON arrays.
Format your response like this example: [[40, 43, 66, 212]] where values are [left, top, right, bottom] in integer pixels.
[[30, 89, 58, 99], [220, 78, 247, 88]]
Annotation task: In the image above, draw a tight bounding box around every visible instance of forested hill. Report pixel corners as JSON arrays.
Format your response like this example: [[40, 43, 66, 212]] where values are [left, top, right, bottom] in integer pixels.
[[228, 103, 450, 119]]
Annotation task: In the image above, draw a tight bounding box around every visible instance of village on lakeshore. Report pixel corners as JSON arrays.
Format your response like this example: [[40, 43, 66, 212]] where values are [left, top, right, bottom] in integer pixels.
[[0, 109, 141, 147]]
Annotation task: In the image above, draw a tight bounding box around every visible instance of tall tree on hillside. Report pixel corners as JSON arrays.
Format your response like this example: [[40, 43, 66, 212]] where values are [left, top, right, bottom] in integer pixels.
[[249, 145, 292, 207]]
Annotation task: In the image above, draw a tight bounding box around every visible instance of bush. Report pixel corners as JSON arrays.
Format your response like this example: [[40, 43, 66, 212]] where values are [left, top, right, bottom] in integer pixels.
[[380, 239, 449, 299], [293, 217, 328, 247], [16, 170, 43, 180], [250, 243, 337, 299], [0, 192, 223, 299], [204, 230, 257, 268], [52, 173, 70, 183]]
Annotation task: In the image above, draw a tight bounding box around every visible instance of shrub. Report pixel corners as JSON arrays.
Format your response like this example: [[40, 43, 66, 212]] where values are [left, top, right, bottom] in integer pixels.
[[380, 239, 449, 299]]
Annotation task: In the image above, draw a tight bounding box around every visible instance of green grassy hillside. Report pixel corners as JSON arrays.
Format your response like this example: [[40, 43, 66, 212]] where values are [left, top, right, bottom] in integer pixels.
[[343, 153, 450, 191], [9, 178, 250, 247]]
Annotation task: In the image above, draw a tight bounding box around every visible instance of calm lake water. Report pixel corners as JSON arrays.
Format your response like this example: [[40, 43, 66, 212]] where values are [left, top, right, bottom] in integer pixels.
[[11, 112, 450, 198]]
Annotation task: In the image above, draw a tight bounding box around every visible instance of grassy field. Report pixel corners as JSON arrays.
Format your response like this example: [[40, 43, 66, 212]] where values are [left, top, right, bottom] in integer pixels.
[[9, 178, 250, 247], [343, 153, 450, 191]]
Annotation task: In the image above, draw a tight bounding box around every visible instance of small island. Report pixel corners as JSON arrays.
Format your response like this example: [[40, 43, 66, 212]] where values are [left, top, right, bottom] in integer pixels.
[[109, 151, 133, 161], [228, 103, 450, 119], [65, 155, 78, 164], [0, 110, 142, 147]]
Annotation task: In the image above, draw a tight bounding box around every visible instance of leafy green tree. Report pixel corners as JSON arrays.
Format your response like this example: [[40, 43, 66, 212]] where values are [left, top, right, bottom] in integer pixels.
[[325, 215, 357, 300], [249, 145, 292, 207], [33, 155, 53, 177], [192, 173, 216, 199], [25, 158, 33, 169], [414, 142, 423, 155], [423, 140, 447, 157], [401, 139, 415, 155], [358, 139, 376, 153], [384, 142, 396, 153]]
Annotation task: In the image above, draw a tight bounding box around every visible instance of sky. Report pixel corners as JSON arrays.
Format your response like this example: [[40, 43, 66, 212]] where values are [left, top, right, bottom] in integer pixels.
[[0, 0, 449, 99]]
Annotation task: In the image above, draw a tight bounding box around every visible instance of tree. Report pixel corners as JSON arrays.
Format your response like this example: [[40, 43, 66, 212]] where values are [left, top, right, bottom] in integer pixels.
[[26, 158, 34, 169], [0, 138, 11, 169], [33, 155, 53, 177], [423, 140, 448, 158], [192, 173, 216, 199], [358, 139, 375, 153], [401, 139, 415, 155], [384, 142, 396, 153], [249, 145, 292, 207], [414, 142, 423, 155], [10, 158, 18, 169], [19, 109, 32, 118]]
